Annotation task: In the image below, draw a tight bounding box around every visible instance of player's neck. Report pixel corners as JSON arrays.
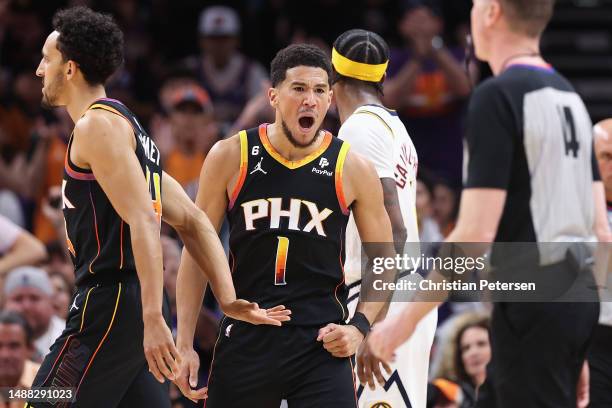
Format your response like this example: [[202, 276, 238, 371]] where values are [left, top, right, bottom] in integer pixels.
[[488, 33, 543, 76], [65, 84, 107, 123], [267, 123, 325, 161], [337, 87, 382, 124]]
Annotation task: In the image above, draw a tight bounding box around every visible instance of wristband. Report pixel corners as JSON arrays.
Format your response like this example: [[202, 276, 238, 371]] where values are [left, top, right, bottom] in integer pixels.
[[348, 312, 371, 337]]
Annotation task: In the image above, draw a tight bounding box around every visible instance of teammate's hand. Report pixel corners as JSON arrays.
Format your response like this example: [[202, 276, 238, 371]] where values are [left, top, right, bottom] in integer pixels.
[[222, 300, 291, 326], [366, 313, 415, 363], [316, 323, 364, 358], [143, 314, 181, 383], [173, 347, 208, 402], [356, 335, 393, 390]]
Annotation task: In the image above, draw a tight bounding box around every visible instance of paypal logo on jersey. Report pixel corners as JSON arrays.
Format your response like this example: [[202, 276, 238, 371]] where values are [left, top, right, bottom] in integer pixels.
[[241, 198, 333, 237], [312, 157, 333, 176]]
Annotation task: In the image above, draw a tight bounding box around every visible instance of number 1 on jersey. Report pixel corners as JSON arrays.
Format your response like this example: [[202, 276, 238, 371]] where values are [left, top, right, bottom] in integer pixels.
[[275, 236, 289, 285]]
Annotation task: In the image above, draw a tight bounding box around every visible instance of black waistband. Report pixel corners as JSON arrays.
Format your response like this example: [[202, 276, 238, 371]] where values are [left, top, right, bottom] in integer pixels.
[[77, 270, 139, 289]]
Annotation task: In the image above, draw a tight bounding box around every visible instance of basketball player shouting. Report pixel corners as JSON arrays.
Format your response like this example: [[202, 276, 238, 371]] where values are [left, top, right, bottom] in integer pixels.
[[175, 44, 396, 407]]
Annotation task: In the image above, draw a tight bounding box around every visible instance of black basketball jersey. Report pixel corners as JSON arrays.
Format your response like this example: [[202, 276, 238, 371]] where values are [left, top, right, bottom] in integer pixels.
[[62, 98, 163, 286], [227, 124, 351, 326]]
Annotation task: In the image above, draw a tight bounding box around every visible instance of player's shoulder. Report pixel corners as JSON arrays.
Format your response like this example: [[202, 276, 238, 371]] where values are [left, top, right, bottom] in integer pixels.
[[74, 108, 133, 146], [205, 132, 241, 168]]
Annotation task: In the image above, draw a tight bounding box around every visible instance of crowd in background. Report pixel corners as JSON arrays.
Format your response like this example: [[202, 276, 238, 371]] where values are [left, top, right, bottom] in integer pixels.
[[0, 0, 490, 406]]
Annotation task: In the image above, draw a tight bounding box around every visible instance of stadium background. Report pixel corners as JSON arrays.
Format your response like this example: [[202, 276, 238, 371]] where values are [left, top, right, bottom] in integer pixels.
[[0, 0, 608, 407]]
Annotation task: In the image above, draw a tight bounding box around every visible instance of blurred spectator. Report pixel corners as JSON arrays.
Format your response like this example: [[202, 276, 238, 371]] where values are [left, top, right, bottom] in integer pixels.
[[384, 1, 471, 184], [417, 176, 443, 242], [164, 82, 218, 193], [32, 110, 71, 245], [590, 119, 612, 408], [429, 313, 491, 408], [0, 215, 46, 282], [187, 6, 269, 136], [432, 179, 459, 238], [48, 271, 73, 321], [0, 311, 40, 389], [42, 240, 73, 288], [3, 266, 64, 361]]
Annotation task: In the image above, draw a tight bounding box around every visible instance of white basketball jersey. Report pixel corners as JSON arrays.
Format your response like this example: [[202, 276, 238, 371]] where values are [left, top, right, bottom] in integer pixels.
[[339, 104, 436, 408], [339, 104, 419, 285]]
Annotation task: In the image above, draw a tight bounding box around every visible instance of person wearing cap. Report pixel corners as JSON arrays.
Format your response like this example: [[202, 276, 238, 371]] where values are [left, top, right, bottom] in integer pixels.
[[331, 28, 437, 408], [3, 266, 65, 360], [384, 0, 471, 185], [191, 5, 269, 136], [164, 82, 219, 193]]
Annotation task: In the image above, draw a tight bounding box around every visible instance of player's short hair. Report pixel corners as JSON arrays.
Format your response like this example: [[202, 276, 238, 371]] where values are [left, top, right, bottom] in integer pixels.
[[332, 29, 389, 96], [52, 6, 124, 86], [501, 0, 555, 38], [270, 44, 332, 87]]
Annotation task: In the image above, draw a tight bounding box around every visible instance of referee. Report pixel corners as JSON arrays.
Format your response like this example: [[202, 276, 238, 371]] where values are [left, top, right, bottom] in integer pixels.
[[362, 0, 612, 407]]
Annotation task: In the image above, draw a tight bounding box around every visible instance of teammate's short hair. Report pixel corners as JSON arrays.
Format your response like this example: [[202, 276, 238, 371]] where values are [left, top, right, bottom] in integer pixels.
[[331, 29, 389, 96], [270, 44, 332, 87], [52, 6, 124, 86], [501, 0, 555, 38]]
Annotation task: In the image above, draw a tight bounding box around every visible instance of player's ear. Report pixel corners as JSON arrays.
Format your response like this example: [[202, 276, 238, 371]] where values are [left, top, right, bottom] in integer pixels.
[[66, 60, 77, 79], [268, 87, 278, 108]]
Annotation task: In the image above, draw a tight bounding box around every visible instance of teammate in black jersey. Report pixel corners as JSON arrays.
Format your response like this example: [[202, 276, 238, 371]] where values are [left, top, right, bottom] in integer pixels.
[[173, 44, 397, 407], [29, 7, 288, 408]]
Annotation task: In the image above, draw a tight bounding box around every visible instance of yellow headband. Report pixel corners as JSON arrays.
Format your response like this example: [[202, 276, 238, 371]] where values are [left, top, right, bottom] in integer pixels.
[[332, 47, 388, 82]]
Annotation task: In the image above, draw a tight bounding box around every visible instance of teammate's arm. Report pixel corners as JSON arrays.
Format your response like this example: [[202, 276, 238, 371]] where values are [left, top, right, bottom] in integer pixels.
[[73, 111, 179, 383]]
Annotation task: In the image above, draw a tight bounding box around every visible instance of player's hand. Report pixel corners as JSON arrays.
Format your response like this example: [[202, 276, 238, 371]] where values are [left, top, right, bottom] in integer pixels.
[[143, 314, 181, 383], [367, 313, 416, 363], [173, 346, 208, 402], [316, 323, 364, 358], [576, 360, 589, 408], [222, 299, 291, 326], [356, 335, 393, 390]]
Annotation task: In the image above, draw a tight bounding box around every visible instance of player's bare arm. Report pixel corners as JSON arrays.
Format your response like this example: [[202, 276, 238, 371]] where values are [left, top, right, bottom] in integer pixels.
[[380, 178, 408, 256], [71, 109, 180, 383], [317, 150, 395, 361], [365, 188, 507, 364]]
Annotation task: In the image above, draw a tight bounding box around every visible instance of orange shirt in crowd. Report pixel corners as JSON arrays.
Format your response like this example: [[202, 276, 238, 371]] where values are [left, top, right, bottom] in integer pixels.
[[165, 150, 205, 188], [34, 136, 66, 243]]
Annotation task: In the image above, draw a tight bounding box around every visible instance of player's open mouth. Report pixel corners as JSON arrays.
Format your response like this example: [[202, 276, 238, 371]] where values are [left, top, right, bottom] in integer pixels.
[[298, 115, 315, 132]]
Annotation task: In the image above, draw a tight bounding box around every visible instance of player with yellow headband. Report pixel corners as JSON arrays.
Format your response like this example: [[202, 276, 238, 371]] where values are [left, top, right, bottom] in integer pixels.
[[332, 29, 438, 408]]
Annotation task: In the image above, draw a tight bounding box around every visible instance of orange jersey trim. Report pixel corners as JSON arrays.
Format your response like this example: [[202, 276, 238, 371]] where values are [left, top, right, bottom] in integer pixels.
[[204, 316, 226, 408], [76, 283, 122, 395], [88, 191, 101, 274], [228, 130, 249, 210], [64, 148, 96, 181], [334, 142, 350, 215], [258, 124, 332, 169]]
